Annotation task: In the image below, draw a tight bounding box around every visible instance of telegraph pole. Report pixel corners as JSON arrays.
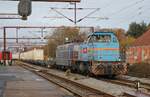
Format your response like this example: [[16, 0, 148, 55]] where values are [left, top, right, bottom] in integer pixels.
[[74, 2, 77, 24], [3, 27, 6, 65], [16, 28, 19, 43]]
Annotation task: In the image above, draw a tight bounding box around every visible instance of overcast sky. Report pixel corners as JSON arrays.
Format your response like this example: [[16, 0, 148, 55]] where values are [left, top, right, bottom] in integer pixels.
[[0, 0, 150, 29], [0, 0, 150, 47]]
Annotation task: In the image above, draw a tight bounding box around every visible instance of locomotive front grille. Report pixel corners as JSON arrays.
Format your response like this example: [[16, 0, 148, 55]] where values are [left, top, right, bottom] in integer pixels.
[[91, 62, 127, 75]]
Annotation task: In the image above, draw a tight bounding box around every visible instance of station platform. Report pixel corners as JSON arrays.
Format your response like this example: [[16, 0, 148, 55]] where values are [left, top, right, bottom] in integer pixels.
[[0, 65, 73, 97]]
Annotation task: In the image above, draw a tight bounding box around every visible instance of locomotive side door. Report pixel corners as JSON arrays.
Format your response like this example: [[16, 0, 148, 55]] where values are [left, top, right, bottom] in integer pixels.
[[80, 43, 88, 61], [79, 34, 94, 61], [87, 35, 95, 61]]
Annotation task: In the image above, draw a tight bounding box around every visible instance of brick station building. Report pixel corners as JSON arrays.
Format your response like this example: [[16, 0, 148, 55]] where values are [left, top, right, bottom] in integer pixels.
[[126, 29, 150, 64]]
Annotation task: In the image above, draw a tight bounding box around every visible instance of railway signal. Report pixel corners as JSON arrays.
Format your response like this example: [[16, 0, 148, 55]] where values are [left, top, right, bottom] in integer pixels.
[[18, 0, 32, 20]]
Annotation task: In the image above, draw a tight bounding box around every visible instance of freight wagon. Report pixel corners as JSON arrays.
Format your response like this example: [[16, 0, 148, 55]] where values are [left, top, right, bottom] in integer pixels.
[[12, 48, 44, 60], [55, 31, 127, 76], [14, 48, 48, 66], [12, 52, 20, 60], [20, 48, 44, 60]]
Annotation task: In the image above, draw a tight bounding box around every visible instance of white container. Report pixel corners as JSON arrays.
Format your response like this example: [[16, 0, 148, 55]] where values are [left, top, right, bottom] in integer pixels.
[[12, 53, 20, 59], [19, 48, 44, 60]]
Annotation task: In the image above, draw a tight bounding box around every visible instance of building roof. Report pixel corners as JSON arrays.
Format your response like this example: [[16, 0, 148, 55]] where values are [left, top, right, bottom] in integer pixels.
[[132, 29, 150, 46]]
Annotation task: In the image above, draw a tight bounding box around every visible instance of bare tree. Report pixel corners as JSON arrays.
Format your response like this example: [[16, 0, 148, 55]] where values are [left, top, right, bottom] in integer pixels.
[[44, 26, 87, 59]]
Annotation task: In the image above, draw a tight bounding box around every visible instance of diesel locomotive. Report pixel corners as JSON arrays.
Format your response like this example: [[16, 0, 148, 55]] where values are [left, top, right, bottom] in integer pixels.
[[55, 31, 127, 76]]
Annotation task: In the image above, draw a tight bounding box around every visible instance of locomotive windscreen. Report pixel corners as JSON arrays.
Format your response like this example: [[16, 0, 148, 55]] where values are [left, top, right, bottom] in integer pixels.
[[89, 35, 111, 43]]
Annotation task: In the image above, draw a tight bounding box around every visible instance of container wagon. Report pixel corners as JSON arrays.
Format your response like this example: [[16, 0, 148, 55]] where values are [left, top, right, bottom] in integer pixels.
[[20, 48, 44, 60], [18, 48, 47, 66], [12, 53, 20, 60]]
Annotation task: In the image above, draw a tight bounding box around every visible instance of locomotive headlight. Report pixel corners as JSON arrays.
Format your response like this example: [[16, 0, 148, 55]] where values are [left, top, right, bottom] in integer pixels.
[[83, 48, 87, 53], [118, 57, 121, 61]]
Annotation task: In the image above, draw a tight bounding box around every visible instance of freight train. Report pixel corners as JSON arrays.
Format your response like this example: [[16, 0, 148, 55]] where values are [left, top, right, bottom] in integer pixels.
[[55, 31, 127, 76], [0, 51, 12, 65], [14, 31, 127, 76]]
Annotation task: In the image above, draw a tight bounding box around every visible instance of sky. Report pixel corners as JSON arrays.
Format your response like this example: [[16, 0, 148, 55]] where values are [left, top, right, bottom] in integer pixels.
[[0, 0, 150, 29], [0, 0, 150, 50]]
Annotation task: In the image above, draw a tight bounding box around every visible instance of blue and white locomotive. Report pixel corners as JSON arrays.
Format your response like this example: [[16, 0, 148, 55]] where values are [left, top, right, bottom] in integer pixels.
[[55, 31, 127, 76]]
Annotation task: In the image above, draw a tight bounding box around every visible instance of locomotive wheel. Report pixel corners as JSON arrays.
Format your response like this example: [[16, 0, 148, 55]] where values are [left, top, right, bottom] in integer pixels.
[[79, 62, 89, 75], [107, 74, 116, 78], [87, 65, 93, 77], [71, 64, 77, 73], [79, 62, 85, 73]]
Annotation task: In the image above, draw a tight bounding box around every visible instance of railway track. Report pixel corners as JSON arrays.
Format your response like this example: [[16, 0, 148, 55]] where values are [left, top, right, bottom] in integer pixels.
[[16, 61, 150, 97], [18, 62, 114, 97], [100, 78, 150, 92]]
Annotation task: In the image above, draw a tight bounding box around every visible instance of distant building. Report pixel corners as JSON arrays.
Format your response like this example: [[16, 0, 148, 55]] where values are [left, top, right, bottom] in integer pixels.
[[126, 29, 150, 64]]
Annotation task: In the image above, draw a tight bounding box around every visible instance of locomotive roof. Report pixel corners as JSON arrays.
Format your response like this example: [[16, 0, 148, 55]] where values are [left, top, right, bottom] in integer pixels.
[[89, 31, 115, 35]]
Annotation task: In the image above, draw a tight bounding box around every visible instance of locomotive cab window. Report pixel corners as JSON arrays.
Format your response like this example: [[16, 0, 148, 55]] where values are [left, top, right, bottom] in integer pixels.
[[88, 35, 96, 43], [113, 37, 117, 42], [88, 35, 111, 43]]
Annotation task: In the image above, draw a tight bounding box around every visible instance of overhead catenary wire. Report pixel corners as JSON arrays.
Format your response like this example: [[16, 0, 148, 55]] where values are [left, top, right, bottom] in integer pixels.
[[76, 8, 100, 23], [50, 7, 100, 10], [47, 0, 114, 22], [117, 3, 150, 24], [108, 10, 142, 26], [115, 6, 144, 23], [96, 0, 145, 21], [108, 0, 145, 17], [51, 8, 74, 23], [45, 0, 115, 24], [100, 0, 148, 27], [49, 7, 102, 24]]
